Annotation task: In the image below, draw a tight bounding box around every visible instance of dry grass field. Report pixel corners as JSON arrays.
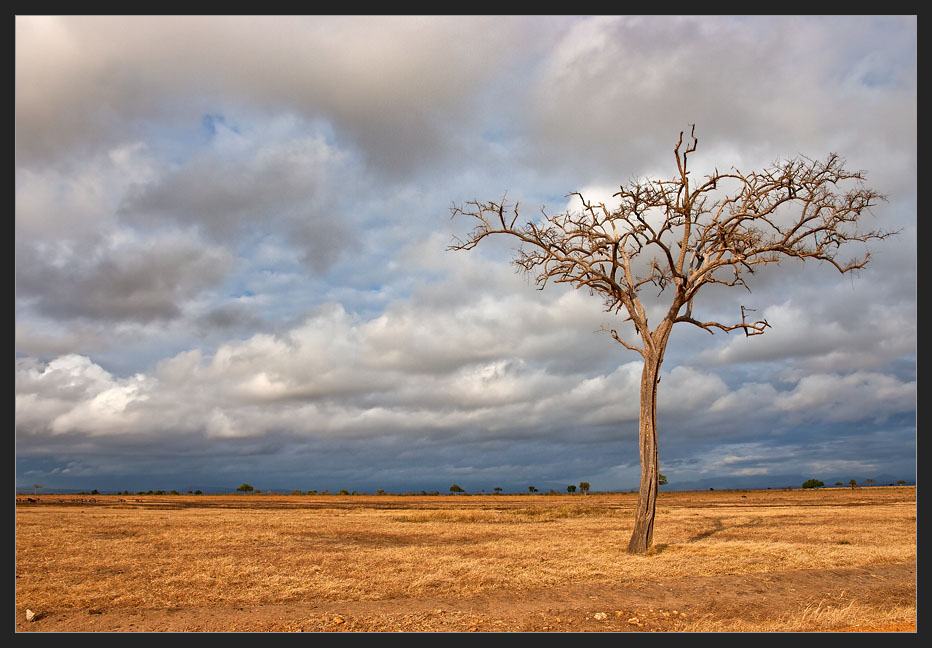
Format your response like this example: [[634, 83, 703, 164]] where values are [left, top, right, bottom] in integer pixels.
[[15, 486, 915, 632]]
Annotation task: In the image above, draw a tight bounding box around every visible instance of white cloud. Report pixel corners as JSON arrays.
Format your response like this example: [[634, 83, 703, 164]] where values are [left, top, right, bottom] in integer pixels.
[[17, 355, 153, 436]]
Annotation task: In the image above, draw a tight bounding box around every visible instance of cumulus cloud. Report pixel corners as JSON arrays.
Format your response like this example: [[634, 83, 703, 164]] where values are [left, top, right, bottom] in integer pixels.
[[17, 293, 915, 440], [16, 354, 153, 436], [698, 294, 916, 372], [772, 371, 916, 424]]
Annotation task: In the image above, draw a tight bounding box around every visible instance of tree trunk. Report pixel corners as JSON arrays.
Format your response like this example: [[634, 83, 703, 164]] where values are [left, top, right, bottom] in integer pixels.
[[627, 348, 662, 554]]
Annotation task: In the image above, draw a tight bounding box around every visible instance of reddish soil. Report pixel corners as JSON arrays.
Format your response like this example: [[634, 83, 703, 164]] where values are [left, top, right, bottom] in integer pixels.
[[16, 562, 915, 632]]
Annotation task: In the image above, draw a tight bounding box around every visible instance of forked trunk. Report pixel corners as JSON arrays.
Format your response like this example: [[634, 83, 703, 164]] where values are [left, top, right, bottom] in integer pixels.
[[627, 349, 662, 554]]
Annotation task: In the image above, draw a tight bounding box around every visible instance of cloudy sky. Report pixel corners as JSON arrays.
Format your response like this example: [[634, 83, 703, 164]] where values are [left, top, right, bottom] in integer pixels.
[[15, 16, 916, 494]]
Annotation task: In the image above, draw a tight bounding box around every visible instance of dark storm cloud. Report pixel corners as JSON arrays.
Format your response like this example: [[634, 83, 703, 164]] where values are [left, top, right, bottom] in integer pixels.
[[195, 303, 265, 334], [16, 233, 232, 323]]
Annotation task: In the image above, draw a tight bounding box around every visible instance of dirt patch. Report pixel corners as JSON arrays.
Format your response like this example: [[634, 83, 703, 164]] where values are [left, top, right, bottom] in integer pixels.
[[16, 562, 915, 632]]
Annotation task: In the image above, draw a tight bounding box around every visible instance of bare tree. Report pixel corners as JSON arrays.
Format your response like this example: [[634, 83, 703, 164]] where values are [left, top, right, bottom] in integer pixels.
[[450, 126, 891, 554]]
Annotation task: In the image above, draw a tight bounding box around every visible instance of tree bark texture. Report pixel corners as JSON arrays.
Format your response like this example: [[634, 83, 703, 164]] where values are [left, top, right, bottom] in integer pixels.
[[627, 349, 662, 554]]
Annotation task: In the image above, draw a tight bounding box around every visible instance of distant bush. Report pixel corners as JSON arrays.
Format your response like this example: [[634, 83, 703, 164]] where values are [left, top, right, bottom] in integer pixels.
[[802, 479, 824, 489]]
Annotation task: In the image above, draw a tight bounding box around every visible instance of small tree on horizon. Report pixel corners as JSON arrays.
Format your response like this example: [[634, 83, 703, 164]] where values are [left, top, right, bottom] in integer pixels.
[[849, 479, 858, 489], [658, 474, 668, 486], [802, 479, 825, 489], [567, 484, 577, 493], [493, 487, 503, 494], [236, 483, 254, 494], [450, 484, 465, 494], [579, 481, 590, 495]]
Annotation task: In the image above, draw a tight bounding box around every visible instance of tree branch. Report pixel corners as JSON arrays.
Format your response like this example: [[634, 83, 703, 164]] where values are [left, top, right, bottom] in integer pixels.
[[450, 129, 893, 351]]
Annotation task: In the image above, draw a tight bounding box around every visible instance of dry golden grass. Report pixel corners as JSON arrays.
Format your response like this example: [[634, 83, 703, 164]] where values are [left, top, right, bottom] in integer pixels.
[[682, 600, 917, 633], [15, 487, 915, 631]]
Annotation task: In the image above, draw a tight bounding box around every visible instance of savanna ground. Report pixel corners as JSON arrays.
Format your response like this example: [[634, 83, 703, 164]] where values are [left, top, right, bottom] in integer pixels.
[[15, 486, 915, 632]]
